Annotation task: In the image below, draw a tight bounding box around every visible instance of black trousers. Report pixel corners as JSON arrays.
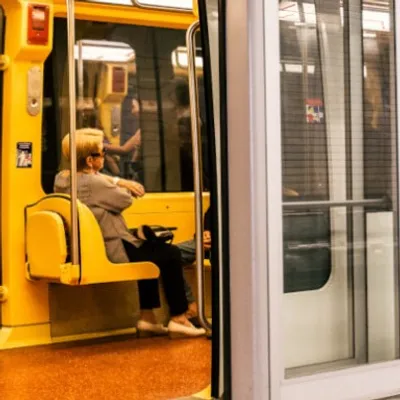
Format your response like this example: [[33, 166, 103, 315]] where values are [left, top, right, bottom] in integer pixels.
[[122, 240, 188, 317]]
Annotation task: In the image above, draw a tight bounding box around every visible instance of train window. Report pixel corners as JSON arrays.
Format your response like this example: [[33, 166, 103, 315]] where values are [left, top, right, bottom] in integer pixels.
[[41, 19, 209, 193], [280, 0, 397, 302], [280, 1, 331, 293], [281, 0, 400, 373]]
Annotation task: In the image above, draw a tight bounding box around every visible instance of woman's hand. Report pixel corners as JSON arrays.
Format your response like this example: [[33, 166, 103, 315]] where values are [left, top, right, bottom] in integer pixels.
[[203, 230, 211, 250], [118, 179, 145, 198], [98, 173, 145, 197]]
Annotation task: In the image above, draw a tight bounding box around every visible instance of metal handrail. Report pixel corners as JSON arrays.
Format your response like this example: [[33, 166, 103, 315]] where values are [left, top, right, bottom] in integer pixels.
[[186, 20, 211, 332], [131, 0, 192, 13], [283, 198, 387, 210], [77, 40, 84, 127], [66, 0, 80, 266]]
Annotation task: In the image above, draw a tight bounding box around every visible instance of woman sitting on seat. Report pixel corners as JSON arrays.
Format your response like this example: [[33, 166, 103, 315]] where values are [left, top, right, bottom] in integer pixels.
[[54, 128, 205, 338]]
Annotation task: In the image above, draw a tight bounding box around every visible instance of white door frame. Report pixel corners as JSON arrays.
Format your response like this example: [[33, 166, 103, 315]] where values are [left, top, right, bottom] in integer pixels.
[[226, 0, 271, 398]]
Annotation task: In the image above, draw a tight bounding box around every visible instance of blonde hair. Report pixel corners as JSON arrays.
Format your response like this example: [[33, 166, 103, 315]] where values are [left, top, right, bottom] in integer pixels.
[[62, 128, 104, 171]]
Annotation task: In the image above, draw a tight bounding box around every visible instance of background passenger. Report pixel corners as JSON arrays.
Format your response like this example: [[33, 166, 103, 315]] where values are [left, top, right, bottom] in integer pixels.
[[105, 98, 142, 181], [174, 79, 210, 191], [178, 207, 211, 325], [104, 129, 141, 160], [54, 128, 205, 338]]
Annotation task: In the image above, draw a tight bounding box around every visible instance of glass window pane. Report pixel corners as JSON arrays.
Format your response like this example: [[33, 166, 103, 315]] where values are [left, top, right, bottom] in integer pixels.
[[281, 1, 331, 293], [280, 0, 399, 376], [41, 20, 209, 193]]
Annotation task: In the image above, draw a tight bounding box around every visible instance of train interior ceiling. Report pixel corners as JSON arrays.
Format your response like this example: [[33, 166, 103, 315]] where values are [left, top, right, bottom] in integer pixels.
[[0, 0, 397, 398]]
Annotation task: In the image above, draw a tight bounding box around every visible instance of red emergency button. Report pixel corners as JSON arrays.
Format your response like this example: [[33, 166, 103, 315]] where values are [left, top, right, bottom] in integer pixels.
[[27, 4, 49, 45]]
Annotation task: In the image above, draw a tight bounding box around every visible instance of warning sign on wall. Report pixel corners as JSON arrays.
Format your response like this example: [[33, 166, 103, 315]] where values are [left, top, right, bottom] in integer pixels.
[[16, 142, 32, 168]]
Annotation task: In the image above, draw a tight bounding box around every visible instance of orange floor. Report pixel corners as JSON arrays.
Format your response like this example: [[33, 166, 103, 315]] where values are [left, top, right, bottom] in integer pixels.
[[0, 335, 211, 400]]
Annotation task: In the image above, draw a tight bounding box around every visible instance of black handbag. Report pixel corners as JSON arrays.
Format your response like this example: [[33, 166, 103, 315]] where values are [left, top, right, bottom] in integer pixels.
[[131, 225, 175, 244]]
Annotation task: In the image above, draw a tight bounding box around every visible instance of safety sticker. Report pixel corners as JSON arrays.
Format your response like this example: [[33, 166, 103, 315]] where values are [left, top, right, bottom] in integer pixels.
[[16, 142, 32, 168]]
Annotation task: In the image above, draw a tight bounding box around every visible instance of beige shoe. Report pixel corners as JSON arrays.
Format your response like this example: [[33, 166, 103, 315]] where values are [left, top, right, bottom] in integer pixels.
[[168, 320, 206, 339], [136, 320, 168, 338]]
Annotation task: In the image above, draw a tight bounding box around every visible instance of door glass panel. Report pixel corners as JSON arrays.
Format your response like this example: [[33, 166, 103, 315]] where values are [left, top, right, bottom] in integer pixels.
[[280, 0, 399, 376]]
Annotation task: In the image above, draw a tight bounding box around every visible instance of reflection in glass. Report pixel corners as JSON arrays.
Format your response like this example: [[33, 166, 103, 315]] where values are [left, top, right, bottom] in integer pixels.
[[74, 41, 135, 63], [41, 20, 209, 193]]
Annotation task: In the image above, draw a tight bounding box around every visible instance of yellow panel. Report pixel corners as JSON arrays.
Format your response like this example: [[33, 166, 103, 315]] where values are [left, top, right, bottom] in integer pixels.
[[53, 0, 196, 29], [3, 1, 54, 62], [1, 0, 54, 329], [123, 192, 210, 242], [0, 324, 52, 350], [192, 0, 199, 18], [27, 211, 67, 280]]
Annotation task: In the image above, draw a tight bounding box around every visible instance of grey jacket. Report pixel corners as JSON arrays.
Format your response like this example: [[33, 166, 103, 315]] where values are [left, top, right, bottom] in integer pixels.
[[54, 171, 140, 263]]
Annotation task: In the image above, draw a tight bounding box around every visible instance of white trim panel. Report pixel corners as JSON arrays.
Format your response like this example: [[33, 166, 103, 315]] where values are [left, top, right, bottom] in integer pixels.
[[282, 361, 400, 399], [264, 0, 284, 397], [367, 213, 396, 363], [227, 0, 271, 398]]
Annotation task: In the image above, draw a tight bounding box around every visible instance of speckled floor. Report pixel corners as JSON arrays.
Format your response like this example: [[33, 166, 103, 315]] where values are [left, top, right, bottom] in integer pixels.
[[0, 335, 211, 400]]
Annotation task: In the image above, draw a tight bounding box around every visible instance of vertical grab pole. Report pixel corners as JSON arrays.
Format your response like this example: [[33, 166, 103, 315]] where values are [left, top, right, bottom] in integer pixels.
[[66, 0, 80, 267], [77, 40, 84, 128], [186, 21, 212, 331]]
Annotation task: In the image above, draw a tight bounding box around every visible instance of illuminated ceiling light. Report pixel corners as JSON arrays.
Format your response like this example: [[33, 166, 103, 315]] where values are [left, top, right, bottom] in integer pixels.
[[285, 64, 302, 73], [75, 41, 135, 63], [302, 3, 316, 24], [279, 1, 300, 23], [284, 63, 315, 74], [86, 0, 132, 5], [172, 47, 203, 69], [363, 9, 390, 30], [134, 0, 192, 11]]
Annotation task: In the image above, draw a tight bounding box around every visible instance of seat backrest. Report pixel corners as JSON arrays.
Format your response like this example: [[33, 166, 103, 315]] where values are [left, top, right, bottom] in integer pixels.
[[26, 210, 68, 280]]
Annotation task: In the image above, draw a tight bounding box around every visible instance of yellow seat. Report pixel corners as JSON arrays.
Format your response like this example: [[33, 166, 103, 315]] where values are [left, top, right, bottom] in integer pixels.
[[25, 194, 160, 285]]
